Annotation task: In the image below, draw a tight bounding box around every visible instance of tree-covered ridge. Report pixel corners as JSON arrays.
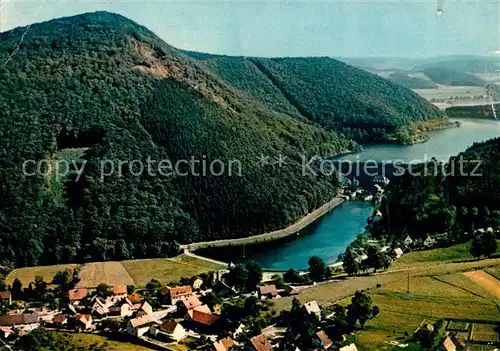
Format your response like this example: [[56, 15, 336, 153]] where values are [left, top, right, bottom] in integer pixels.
[[182, 52, 304, 119], [445, 103, 500, 120], [415, 58, 500, 74], [387, 72, 437, 89], [422, 66, 486, 87], [0, 12, 353, 267], [185, 52, 444, 143], [383, 137, 500, 241]]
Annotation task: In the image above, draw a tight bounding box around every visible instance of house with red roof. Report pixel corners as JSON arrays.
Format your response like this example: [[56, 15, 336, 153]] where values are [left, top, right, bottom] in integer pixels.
[[111, 285, 128, 301], [0, 291, 12, 305], [250, 333, 273, 351], [258, 285, 278, 299], [68, 288, 88, 305], [163, 286, 193, 305], [213, 337, 236, 351], [75, 314, 93, 330]]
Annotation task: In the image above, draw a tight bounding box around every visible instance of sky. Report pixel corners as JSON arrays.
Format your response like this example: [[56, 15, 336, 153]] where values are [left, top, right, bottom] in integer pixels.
[[0, 0, 498, 58]]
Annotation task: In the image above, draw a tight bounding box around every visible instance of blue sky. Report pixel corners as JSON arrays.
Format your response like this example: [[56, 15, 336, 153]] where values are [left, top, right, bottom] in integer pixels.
[[1, 0, 498, 58]]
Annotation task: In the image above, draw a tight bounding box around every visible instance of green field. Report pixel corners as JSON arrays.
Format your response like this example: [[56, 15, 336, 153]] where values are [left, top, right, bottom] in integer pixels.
[[392, 240, 500, 268], [355, 274, 499, 351], [414, 85, 487, 100], [6, 263, 79, 287], [121, 255, 224, 286], [434, 273, 499, 300], [52, 332, 154, 351], [270, 243, 500, 351], [485, 266, 500, 280], [471, 323, 499, 343], [7, 254, 224, 288]]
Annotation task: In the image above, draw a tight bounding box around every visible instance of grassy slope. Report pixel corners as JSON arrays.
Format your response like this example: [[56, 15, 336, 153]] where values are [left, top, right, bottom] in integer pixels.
[[270, 244, 500, 351], [485, 266, 500, 280], [51, 332, 154, 351], [6, 254, 224, 288]]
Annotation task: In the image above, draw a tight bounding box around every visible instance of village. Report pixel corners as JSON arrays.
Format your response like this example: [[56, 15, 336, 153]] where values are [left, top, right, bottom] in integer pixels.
[[2, 221, 495, 351], [0, 262, 365, 351], [0, 183, 498, 351]]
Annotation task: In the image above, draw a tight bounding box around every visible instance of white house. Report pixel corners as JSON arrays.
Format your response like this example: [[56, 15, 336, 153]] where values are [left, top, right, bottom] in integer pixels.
[[403, 235, 413, 247], [137, 301, 154, 317], [151, 320, 186, 342], [109, 300, 133, 318], [423, 235, 436, 247], [127, 315, 154, 337], [393, 248, 404, 259], [192, 278, 203, 290], [339, 344, 359, 351], [303, 301, 321, 320]]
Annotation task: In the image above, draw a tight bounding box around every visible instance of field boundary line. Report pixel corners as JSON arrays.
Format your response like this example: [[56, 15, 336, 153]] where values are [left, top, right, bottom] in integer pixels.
[[430, 276, 495, 302]]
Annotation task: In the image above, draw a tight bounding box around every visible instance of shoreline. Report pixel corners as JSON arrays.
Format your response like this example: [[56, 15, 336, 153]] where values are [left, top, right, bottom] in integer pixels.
[[182, 197, 345, 252]]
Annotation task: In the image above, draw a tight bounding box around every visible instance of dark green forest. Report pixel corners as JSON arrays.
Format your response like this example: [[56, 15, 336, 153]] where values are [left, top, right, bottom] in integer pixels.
[[382, 137, 500, 241], [387, 72, 437, 90], [445, 103, 500, 120], [0, 11, 442, 268], [185, 52, 444, 143]]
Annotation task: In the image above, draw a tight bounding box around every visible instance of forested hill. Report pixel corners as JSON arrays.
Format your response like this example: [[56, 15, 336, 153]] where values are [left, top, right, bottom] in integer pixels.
[[0, 11, 439, 268], [383, 137, 500, 242], [183, 52, 444, 143], [0, 11, 352, 267]]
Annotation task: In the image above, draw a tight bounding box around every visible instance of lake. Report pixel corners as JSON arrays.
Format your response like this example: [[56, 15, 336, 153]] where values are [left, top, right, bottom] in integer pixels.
[[200, 119, 500, 270], [342, 119, 500, 163]]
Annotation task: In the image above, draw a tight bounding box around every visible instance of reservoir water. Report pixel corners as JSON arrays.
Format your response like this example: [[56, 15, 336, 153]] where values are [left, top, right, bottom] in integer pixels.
[[342, 119, 500, 163], [201, 119, 500, 270]]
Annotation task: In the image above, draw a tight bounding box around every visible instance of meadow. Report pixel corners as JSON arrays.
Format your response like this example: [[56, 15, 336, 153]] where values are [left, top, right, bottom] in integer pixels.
[[6, 254, 224, 288], [270, 244, 500, 351], [53, 332, 154, 351]]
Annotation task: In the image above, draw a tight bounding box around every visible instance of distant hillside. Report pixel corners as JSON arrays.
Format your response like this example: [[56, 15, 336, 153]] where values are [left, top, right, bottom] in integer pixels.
[[445, 103, 500, 119], [422, 67, 486, 86], [186, 53, 444, 143], [387, 72, 437, 89], [416, 58, 500, 74], [0, 12, 443, 267]]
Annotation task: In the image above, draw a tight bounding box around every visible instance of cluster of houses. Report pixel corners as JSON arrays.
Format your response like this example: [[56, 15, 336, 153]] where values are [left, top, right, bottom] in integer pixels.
[[0, 272, 363, 351]]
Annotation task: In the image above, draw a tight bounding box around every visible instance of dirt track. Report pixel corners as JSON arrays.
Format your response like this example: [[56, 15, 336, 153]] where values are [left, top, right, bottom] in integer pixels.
[[463, 270, 500, 299]]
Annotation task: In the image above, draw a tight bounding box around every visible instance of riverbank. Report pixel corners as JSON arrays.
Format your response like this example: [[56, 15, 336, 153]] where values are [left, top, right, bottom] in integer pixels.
[[182, 197, 345, 252]]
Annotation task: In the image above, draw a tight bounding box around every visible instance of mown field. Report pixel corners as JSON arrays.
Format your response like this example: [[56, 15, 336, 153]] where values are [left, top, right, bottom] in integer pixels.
[[121, 255, 224, 286], [52, 332, 154, 351], [6, 254, 224, 288]]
